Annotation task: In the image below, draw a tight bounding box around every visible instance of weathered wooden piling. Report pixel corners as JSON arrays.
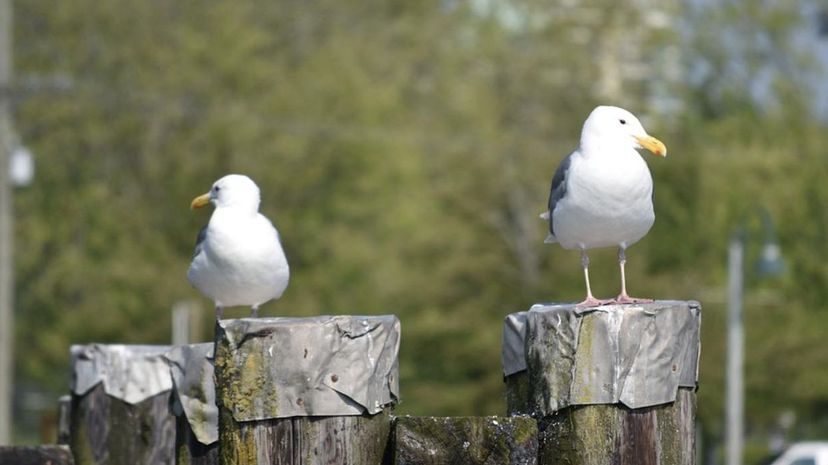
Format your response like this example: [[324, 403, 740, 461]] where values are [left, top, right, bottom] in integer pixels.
[[68, 344, 175, 465], [213, 315, 400, 464], [57, 394, 71, 445], [165, 343, 219, 465], [503, 301, 701, 465], [0, 445, 75, 465], [394, 416, 538, 465]]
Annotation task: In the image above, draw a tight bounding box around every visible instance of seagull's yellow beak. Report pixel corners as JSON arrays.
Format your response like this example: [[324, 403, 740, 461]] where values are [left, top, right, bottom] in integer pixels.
[[634, 135, 667, 157], [190, 192, 211, 210]]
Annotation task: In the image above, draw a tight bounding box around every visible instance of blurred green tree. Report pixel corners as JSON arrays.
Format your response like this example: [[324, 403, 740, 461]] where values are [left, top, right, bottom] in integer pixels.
[[10, 0, 828, 458]]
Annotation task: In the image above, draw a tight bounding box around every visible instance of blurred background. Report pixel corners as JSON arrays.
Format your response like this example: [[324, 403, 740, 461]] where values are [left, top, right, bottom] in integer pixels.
[[3, 0, 828, 463]]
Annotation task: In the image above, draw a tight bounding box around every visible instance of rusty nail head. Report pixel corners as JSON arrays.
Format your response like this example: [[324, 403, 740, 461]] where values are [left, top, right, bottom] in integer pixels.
[[331, 374, 339, 382]]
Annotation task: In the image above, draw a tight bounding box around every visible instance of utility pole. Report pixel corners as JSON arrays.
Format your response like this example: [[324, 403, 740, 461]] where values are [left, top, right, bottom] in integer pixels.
[[0, 0, 14, 445], [726, 235, 744, 465]]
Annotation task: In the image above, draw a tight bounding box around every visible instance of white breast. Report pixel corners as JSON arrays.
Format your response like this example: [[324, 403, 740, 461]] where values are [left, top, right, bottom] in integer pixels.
[[552, 150, 655, 250], [188, 211, 290, 307]]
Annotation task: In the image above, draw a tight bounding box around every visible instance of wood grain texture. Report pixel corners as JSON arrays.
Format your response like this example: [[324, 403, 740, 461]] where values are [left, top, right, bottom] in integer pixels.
[[394, 416, 538, 465], [294, 413, 393, 464], [0, 445, 75, 465], [217, 409, 392, 465], [536, 387, 696, 465], [69, 383, 175, 465], [505, 372, 529, 416]]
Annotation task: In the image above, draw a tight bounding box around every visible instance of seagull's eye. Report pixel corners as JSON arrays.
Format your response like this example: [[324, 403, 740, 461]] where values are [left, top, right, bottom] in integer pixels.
[[214, 186, 220, 192], [619, 119, 627, 125]]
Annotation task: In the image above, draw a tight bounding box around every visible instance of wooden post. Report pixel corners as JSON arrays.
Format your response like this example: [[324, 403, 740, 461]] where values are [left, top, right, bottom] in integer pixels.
[[57, 395, 71, 445], [536, 388, 696, 464], [69, 383, 175, 465], [68, 344, 175, 465], [503, 301, 700, 465], [214, 315, 400, 465], [0, 445, 75, 465], [394, 416, 538, 465], [217, 410, 393, 464]]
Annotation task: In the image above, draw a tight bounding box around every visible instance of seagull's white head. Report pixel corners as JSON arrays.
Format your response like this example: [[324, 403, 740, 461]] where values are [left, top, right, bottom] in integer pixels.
[[580, 106, 667, 157], [190, 174, 261, 213]]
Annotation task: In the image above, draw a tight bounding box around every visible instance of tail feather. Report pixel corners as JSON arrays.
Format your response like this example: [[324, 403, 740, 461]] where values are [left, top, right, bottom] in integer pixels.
[[540, 211, 555, 243]]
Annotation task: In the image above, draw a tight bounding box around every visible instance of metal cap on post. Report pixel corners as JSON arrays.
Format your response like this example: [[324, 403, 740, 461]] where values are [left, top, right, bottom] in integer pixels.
[[503, 300, 701, 464], [165, 343, 218, 465], [214, 315, 400, 465], [69, 344, 176, 465]]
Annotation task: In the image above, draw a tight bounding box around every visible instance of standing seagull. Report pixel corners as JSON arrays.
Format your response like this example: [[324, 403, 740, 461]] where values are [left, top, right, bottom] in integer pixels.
[[188, 174, 290, 319], [542, 106, 666, 307]]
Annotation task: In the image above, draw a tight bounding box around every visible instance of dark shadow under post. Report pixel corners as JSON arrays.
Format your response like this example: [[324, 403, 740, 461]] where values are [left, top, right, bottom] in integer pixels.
[[68, 344, 175, 465], [503, 301, 701, 465], [174, 414, 219, 465], [213, 315, 400, 465]]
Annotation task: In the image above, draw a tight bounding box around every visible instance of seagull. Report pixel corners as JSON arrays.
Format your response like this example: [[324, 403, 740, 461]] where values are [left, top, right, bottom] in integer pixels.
[[541, 106, 666, 308], [188, 174, 290, 319]]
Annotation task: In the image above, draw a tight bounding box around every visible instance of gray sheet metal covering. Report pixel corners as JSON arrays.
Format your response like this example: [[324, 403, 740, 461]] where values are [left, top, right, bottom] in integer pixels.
[[501, 300, 700, 413], [70, 344, 173, 404], [165, 343, 217, 446], [217, 315, 400, 421]]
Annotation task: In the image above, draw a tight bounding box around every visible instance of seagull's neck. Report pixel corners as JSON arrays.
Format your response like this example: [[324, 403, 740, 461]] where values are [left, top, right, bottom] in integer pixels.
[[579, 137, 638, 160], [212, 205, 260, 220]]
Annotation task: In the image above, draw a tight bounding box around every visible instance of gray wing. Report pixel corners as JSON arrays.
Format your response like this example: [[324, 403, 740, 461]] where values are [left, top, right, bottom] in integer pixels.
[[546, 153, 574, 237], [192, 225, 208, 259]]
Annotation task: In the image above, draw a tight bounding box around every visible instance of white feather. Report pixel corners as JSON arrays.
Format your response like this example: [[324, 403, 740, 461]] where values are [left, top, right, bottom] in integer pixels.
[[544, 106, 657, 251], [188, 175, 290, 309]]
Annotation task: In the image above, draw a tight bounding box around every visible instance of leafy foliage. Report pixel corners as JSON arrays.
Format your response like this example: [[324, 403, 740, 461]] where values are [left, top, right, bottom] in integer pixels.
[[10, 0, 828, 454]]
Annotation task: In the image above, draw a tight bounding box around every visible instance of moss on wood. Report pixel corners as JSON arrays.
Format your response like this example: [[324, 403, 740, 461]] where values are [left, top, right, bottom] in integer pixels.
[[538, 389, 696, 465], [215, 322, 393, 464], [505, 372, 529, 416], [394, 416, 537, 465]]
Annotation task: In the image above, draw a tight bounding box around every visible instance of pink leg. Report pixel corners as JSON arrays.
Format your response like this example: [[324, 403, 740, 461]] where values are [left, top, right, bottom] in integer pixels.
[[613, 247, 653, 304], [575, 249, 612, 308]]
